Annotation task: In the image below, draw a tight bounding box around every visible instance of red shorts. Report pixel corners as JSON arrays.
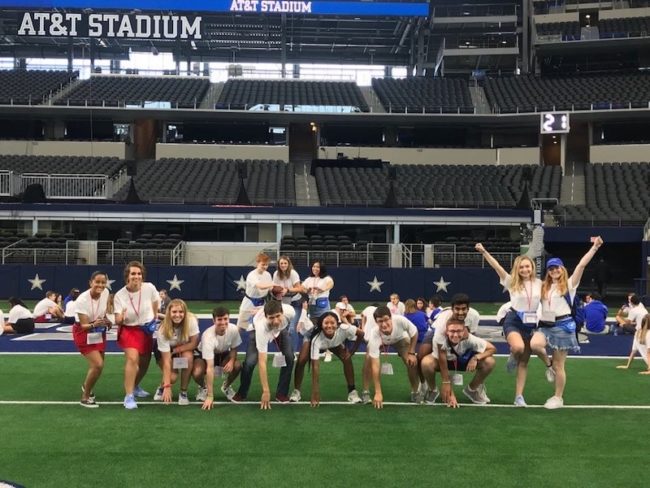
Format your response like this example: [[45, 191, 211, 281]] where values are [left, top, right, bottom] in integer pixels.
[[72, 324, 106, 355], [117, 326, 153, 355], [34, 315, 51, 323]]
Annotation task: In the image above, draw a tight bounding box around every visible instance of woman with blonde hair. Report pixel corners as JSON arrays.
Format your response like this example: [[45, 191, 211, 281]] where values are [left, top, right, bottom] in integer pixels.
[[273, 255, 303, 350], [475, 244, 551, 407], [153, 299, 200, 405], [530, 237, 603, 409]]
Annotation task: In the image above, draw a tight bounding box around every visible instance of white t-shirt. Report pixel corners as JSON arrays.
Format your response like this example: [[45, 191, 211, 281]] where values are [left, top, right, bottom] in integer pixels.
[[387, 301, 405, 315], [310, 325, 358, 360], [114, 282, 159, 326], [157, 315, 200, 352], [272, 269, 301, 304], [540, 282, 578, 318], [500, 275, 542, 312], [432, 308, 481, 346], [367, 315, 417, 359], [252, 304, 296, 353], [75, 289, 110, 323], [628, 304, 649, 331], [361, 305, 378, 341], [64, 300, 78, 321], [303, 276, 333, 299], [245, 269, 272, 299], [200, 324, 242, 360], [33, 298, 57, 318], [434, 333, 488, 360], [9, 304, 32, 323], [496, 302, 512, 324]]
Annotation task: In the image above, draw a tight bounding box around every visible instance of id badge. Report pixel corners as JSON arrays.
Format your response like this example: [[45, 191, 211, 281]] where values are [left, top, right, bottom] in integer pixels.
[[541, 310, 555, 322], [381, 362, 394, 375], [173, 357, 188, 369], [523, 312, 537, 324], [214, 366, 224, 377], [452, 373, 463, 386], [272, 353, 287, 368], [86, 332, 103, 345]]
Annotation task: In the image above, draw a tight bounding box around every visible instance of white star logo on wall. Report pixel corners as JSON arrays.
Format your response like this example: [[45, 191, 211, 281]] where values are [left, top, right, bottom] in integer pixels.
[[233, 275, 246, 291], [367, 276, 384, 293], [106, 275, 116, 291], [166, 274, 185, 291], [28, 273, 46, 290], [433, 276, 451, 293]]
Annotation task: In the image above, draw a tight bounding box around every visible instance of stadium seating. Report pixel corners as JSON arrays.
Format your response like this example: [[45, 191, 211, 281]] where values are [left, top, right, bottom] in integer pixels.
[[55, 75, 210, 108], [0, 155, 124, 176], [216, 79, 369, 111], [371, 77, 474, 113], [483, 73, 650, 113], [600, 16, 650, 38], [0, 69, 78, 105], [535, 21, 581, 40], [315, 166, 389, 206]]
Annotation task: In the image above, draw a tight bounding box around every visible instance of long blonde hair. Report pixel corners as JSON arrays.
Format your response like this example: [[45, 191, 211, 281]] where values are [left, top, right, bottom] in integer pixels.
[[509, 255, 536, 292], [541, 266, 569, 299], [159, 299, 194, 343]]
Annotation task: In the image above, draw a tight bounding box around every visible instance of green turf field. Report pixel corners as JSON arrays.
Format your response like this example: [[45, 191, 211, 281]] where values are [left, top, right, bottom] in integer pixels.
[[0, 354, 647, 487]]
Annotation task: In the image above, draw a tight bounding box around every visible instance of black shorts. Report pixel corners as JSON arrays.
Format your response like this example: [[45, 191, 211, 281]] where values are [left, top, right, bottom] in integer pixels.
[[12, 318, 35, 334]]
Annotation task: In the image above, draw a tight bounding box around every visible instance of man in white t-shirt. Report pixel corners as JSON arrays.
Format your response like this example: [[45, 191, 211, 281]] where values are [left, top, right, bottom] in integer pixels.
[[33, 291, 64, 322], [617, 295, 650, 371], [421, 318, 496, 407], [232, 300, 295, 409], [197, 306, 242, 409], [367, 305, 419, 409]]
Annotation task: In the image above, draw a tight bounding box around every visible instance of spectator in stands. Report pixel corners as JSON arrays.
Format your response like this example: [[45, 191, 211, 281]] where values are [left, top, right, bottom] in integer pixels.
[[232, 300, 295, 408], [404, 298, 429, 344], [33, 290, 64, 322], [158, 289, 171, 319], [614, 293, 646, 335], [583, 292, 609, 334], [3, 297, 35, 335], [302, 259, 334, 322], [272, 255, 302, 350], [475, 243, 551, 407], [594, 258, 611, 298], [421, 318, 496, 407], [114, 261, 160, 410], [152, 299, 200, 406], [195, 306, 242, 409], [426, 295, 443, 324], [73, 271, 112, 408], [367, 305, 419, 408], [236, 252, 274, 330], [617, 314, 650, 374], [63, 288, 80, 310], [530, 237, 604, 409], [386, 293, 405, 315]]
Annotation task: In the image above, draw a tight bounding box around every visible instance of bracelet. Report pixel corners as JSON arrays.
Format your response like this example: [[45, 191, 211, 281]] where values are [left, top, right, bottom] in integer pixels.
[[442, 380, 451, 384], [206, 395, 214, 400], [163, 384, 171, 389]]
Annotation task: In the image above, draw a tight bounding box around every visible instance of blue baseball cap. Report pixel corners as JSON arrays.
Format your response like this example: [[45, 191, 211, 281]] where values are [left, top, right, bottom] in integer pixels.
[[546, 257, 564, 269]]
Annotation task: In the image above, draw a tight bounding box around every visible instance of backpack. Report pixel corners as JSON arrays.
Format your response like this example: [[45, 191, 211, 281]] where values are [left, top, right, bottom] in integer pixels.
[[563, 293, 585, 326]]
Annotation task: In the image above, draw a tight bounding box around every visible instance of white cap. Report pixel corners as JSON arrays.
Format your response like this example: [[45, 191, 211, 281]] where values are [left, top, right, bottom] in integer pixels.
[[336, 302, 346, 309]]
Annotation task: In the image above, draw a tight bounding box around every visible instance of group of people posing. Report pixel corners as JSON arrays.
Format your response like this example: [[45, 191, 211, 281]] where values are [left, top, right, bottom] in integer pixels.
[[13, 233, 620, 411]]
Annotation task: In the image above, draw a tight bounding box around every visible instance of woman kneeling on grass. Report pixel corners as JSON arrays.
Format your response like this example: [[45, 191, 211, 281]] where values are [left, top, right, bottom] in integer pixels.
[[530, 237, 603, 409], [153, 299, 200, 406], [301, 311, 364, 406], [73, 271, 112, 408]]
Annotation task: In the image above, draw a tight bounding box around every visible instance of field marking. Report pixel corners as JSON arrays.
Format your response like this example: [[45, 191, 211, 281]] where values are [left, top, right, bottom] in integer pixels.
[[1, 400, 649, 409]]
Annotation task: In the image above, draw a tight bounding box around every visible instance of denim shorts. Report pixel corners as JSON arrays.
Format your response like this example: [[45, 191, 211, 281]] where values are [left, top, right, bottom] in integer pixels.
[[540, 326, 580, 353], [502, 311, 535, 341]]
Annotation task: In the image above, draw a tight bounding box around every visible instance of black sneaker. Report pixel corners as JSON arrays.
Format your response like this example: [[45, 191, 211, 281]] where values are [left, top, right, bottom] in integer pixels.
[[80, 398, 99, 409]]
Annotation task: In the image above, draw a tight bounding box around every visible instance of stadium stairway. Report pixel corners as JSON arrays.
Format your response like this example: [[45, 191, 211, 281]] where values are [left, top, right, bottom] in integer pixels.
[[469, 85, 492, 114], [48, 77, 84, 105], [359, 86, 385, 113], [560, 160, 586, 205], [200, 82, 225, 109], [293, 159, 320, 206]]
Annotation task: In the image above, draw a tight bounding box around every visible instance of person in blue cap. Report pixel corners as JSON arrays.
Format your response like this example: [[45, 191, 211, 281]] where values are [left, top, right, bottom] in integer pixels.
[[530, 237, 604, 409]]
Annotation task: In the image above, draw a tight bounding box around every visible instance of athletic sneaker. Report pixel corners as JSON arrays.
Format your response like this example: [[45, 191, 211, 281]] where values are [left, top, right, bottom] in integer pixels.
[[544, 395, 564, 410], [153, 387, 164, 401], [123, 394, 138, 410], [178, 391, 189, 406], [289, 389, 302, 402], [196, 387, 208, 402], [476, 383, 491, 403], [133, 385, 150, 398], [424, 388, 439, 405], [324, 350, 333, 362], [347, 390, 362, 404], [275, 394, 290, 403], [361, 390, 371, 405], [81, 385, 96, 402], [220, 383, 236, 401], [514, 395, 527, 407], [545, 365, 556, 383], [230, 393, 245, 403], [462, 385, 487, 405], [80, 398, 99, 409], [410, 391, 421, 404], [506, 354, 517, 374]]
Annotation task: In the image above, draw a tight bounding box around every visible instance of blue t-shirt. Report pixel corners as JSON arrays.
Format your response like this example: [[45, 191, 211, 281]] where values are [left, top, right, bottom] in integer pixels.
[[405, 311, 429, 343], [584, 300, 608, 333]]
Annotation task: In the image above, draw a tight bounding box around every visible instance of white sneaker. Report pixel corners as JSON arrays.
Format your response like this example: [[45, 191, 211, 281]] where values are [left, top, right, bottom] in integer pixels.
[[220, 383, 236, 401], [506, 353, 517, 374], [347, 390, 362, 404], [324, 351, 333, 362], [196, 387, 208, 402], [410, 391, 421, 404], [544, 395, 564, 409], [462, 385, 487, 405], [514, 395, 527, 407], [476, 383, 491, 403], [153, 387, 164, 401], [133, 385, 150, 398], [361, 390, 371, 404], [545, 365, 556, 383], [424, 388, 439, 405], [178, 391, 190, 406], [289, 389, 301, 402]]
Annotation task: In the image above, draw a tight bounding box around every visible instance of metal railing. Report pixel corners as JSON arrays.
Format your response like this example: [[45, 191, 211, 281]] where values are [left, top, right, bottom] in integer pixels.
[[283, 246, 391, 268], [20, 173, 113, 199], [0, 170, 14, 196], [432, 243, 518, 269]]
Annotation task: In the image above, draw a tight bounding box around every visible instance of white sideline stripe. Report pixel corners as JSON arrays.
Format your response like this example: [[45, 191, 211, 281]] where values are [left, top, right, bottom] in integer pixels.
[[0, 400, 649, 409]]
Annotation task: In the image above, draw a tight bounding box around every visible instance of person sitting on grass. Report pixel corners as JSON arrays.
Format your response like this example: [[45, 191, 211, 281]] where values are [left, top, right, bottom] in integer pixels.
[[3, 297, 35, 335], [152, 299, 200, 406], [194, 306, 242, 410], [421, 318, 496, 408], [386, 293, 405, 315], [617, 314, 650, 374], [583, 292, 609, 335], [367, 306, 419, 409], [232, 299, 295, 409], [33, 290, 64, 322]]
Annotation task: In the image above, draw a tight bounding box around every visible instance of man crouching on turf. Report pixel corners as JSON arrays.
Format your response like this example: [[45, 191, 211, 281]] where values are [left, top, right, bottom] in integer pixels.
[[421, 318, 496, 408], [232, 299, 295, 409], [368, 305, 419, 409]]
